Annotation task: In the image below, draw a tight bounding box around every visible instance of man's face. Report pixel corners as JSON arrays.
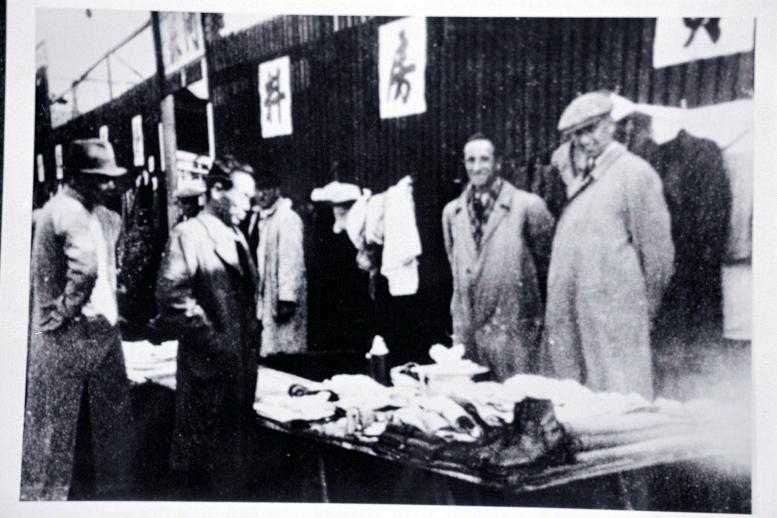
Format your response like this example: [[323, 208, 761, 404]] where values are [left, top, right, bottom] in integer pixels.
[[77, 174, 121, 204], [572, 116, 615, 160], [211, 171, 255, 226], [255, 186, 280, 210], [463, 139, 499, 188]]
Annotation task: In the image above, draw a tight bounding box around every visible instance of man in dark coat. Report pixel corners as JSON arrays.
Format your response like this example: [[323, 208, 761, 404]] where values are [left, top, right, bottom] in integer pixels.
[[156, 157, 258, 499], [22, 139, 134, 500]]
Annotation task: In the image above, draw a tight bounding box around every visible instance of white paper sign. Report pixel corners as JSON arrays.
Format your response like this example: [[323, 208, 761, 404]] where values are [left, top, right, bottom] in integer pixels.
[[379, 17, 427, 119], [55, 144, 63, 180], [99, 125, 109, 142], [36, 154, 45, 183], [159, 12, 205, 74], [258, 56, 293, 138], [132, 114, 145, 167], [653, 18, 754, 69]]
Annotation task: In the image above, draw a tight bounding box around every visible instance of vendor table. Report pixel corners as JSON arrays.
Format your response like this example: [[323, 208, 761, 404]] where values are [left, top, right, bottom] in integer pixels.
[[123, 341, 751, 511]]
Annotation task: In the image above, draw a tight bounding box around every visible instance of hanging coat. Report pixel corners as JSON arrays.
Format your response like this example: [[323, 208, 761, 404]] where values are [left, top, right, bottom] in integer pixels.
[[543, 142, 674, 399], [442, 179, 555, 381], [155, 211, 258, 479], [22, 187, 134, 500], [650, 131, 731, 348], [256, 197, 307, 356]]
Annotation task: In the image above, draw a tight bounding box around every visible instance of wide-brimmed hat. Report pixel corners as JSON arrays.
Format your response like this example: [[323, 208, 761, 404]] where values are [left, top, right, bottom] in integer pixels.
[[558, 92, 614, 134], [66, 138, 127, 176]]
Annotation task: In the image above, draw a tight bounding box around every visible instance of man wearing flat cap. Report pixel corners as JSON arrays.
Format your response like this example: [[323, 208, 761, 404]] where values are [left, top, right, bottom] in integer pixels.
[[156, 156, 258, 498], [22, 138, 134, 500], [543, 92, 674, 399], [443, 133, 555, 381], [245, 170, 307, 357]]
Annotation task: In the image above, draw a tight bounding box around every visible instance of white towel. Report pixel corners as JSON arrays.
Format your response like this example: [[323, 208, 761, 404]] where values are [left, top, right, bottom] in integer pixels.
[[380, 176, 422, 296]]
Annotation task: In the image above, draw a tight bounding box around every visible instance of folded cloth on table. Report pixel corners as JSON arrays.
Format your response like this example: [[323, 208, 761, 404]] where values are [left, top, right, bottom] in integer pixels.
[[255, 366, 323, 400], [254, 392, 337, 423], [321, 374, 405, 410], [123, 340, 179, 386], [500, 374, 654, 423]]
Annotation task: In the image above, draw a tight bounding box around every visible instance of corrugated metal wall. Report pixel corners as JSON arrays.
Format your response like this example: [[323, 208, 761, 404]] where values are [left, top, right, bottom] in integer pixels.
[[207, 16, 754, 351], [37, 15, 754, 352]]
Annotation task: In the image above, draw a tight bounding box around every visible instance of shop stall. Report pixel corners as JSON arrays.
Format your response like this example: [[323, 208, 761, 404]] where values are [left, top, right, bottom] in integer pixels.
[[122, 340, 750, 511]]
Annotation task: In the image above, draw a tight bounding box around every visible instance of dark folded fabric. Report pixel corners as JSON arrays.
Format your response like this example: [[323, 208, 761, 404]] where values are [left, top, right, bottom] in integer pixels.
[[372, 398, 573, 482]]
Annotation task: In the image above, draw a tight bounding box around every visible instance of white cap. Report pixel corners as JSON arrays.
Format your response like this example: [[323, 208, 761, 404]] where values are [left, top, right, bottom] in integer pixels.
[[310, 181, 362, 204]]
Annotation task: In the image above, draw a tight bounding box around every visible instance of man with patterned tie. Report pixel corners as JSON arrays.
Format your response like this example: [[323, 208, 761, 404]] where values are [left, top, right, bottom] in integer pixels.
[[442, 134, 555, 381], [156, 156, 258, 499]]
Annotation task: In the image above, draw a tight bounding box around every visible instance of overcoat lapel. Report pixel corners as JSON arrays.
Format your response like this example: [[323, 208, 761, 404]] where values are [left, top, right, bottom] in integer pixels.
[[479, 181, 512, 248], [196, 213, 243, 275], [451, 193, 478, 264]]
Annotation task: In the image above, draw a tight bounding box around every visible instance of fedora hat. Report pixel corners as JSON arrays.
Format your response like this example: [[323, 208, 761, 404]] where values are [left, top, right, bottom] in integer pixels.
[[66, 138, 127, 177]]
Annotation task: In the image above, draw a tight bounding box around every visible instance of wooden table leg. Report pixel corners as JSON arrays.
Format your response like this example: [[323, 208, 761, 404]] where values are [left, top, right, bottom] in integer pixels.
[[317, 449, 330, 503]]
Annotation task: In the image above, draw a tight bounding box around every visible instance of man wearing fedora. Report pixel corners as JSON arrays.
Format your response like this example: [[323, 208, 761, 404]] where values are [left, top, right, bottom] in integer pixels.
[[543, 92, 674, 400], [156, 156, 258, 499], [22, 138, 135, 500]]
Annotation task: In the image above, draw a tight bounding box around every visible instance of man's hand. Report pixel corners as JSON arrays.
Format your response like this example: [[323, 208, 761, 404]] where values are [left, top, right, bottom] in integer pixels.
[[276, 300, 297, 323]]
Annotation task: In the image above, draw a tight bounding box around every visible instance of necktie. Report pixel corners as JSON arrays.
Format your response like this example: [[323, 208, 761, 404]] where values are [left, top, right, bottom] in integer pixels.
[[584, 157, 595, 179]]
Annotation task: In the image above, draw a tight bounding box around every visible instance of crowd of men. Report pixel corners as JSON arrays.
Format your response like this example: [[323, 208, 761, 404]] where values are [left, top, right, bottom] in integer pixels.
[[21, 90, 742, 500]]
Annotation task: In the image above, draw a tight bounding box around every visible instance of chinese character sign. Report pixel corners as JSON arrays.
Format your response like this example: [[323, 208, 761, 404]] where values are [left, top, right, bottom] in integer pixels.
[[258, 56, 293, 138], [132, 115, 145, 167], [653, 18, 754, 69], [160, 12, 205, 74], [379, 17, 427, 119]]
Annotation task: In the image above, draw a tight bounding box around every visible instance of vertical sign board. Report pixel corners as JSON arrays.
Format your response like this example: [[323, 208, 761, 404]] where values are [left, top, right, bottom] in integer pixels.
[[653, 18, 755, 68], [55, 144, 63, 180], [258, 56, 293, 138], [159, 12, 205, 74], [99, 125, 109, 142], [132, 115, 145, 167], [379, 17, 427, 119], [36, 154, 45, 183]]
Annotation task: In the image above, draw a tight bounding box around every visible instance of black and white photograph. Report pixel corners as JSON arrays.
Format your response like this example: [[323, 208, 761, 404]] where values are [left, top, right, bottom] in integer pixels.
[[2, 0, 776, 516]]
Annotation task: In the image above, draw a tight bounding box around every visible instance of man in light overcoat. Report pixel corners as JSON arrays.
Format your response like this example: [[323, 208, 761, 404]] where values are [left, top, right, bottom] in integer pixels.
[[244, 171, 307, 357], [22, 139, 134, 500], [543, 92, 675, 399], [443, 134, 555, 381]]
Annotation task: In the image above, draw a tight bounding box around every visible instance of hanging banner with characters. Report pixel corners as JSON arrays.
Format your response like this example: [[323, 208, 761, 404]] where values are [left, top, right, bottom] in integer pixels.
[[159, 12, 205, 74], [379, 17, 427, 119], [653, 18, 754, 69], [258, 55, 293, 138]]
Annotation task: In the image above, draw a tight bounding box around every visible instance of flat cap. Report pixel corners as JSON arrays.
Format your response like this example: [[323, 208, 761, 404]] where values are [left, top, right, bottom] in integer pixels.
[[558, 92, 613, 134]]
